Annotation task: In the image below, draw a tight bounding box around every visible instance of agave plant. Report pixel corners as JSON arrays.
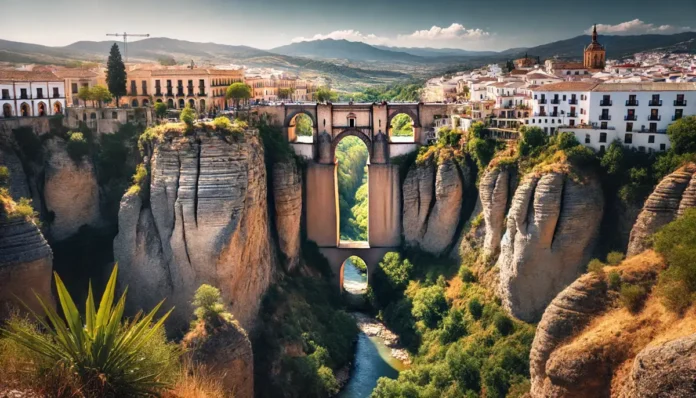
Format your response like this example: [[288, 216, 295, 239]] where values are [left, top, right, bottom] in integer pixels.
[[1, 264, 175, 396]]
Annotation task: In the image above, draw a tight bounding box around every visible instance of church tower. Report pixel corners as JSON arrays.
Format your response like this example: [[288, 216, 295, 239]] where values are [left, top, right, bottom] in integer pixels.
[[584, 24, 606, 69]]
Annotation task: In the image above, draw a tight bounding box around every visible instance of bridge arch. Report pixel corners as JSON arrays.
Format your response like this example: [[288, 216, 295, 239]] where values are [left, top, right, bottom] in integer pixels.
[[284, 109, 316, 128], [331, 128, 372, 161], [319, 246, 392, 292]]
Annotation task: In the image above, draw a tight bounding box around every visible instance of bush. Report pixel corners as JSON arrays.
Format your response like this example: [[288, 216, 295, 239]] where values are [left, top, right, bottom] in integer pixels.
[[493, 313, 514, 336], [0, 265, 177, 396], [517, 126, 547, 156], [411, 285, 448, 328], [587, 258, 606, 275], [439, 309, 467, 344], [468, 297, 483, 320], [127, 163, 148, 196], [459, 266, 476, 283], [371, 252, 414, 306], [654, 208, 696, 291], [66, 132, 90, 162], [192, 284, 231, 327], [620, 284, 648, 313], [482, 366, 509, 398], [666, 115, 696, 155], [0, 166, 9, 187], [606, 251, 625, 266], [445, 344, 480, 392], [467, 137, 496, 170], [608, 271, 622, 290], [180, 106, 196, 126], [212, 115, 233, 131], [154, 102, 168, 118], [658, 278, 692, 314]]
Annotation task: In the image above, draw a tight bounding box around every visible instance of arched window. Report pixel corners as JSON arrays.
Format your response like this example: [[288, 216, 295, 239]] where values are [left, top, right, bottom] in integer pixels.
[[20, 103, 31, 117], [131, 99, 139, 107], [3, 103, 12, 118], [90, 112, 97, 120], [37, 102, 46, 116], [167, 99, 174, 108]]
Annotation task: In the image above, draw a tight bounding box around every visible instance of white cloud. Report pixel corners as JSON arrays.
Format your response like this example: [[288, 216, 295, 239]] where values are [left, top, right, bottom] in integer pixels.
[[291, 23, 491, 48], [588, 19, 692, 35]]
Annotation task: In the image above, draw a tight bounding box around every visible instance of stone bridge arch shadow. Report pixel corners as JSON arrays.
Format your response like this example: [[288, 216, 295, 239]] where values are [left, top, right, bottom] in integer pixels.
[[319, 245, 392, 292]]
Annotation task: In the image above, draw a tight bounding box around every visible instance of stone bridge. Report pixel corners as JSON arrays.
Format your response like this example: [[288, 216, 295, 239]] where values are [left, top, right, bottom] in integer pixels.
[[257, 102, 451, 287]]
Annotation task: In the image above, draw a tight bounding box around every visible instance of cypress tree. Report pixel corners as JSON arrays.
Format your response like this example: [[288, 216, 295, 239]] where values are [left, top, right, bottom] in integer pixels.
[[106, 43, 127, 107]]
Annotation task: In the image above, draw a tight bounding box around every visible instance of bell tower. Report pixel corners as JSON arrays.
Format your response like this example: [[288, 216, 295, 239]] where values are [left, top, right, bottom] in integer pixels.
[[584, 24, 606, 69]]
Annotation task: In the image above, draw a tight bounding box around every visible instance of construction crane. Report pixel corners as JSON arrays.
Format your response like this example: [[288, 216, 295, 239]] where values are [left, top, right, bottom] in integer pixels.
[[105, 32, 150, 62]]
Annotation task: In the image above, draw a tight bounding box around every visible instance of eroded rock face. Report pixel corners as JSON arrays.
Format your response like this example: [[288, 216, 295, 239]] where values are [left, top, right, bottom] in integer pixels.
[[182, 319, 254, 398], [272, 160, 302, 273], [43, 138, 101, 241], [627, 164, 696, 257], [0, 148, 31, 200], [402, 159, 467, 254], [530, 272, 608, 398], [0, 216, 53, 317], [497, 172, 603, 322], [620, 333, 696, 398], [479, 167, 511, 260], [114, 131, 275, 330]]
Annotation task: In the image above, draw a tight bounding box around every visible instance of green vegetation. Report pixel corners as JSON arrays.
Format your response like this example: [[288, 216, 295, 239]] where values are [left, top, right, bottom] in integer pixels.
[[390, 113, 414, 137], [315, 86, 338, 103], [666, 115, 696, 155], [254, 277, 358, 398], [0, 166, 8, 187], [294, 113, 314, 136], [587, 259, 606, 275], [180, 105, 196, 126], [225, 82, 252, 111], [349, 255, 368, 273], [619, 283, 648, 313], [0, 187, 39, 224], [154, 102, 168, 119], [77, 85, 114, 108], [278, 87, 295, 100], [655, 208, 696, 313], [66, 132, 89, 162], [0, 265, 177, 396], [106, 43, 127, 106], [608, 271, 622, 290], [369, 249, 535, 398], [351, 82, 423, 102], [336, 136, 369, 241], [606, 251, 625, 266], [192, 284, 232, 329]]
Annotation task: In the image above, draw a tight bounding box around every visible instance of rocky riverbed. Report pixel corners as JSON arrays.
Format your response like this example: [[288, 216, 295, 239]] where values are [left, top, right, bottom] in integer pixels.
[[352, 312, 411, 365]]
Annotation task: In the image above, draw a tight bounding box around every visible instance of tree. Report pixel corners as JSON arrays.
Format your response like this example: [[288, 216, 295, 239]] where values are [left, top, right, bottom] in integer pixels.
[[154, 102, 167, 119], [517, 126, 547, 156], [77, 86, 93, 107], [180, 105, 196, 126], [667, 115, 696, 155], [90, 85, 113, 108], [225, 82, 251, 116], [315, 86, 338, 103], [106, 43, 127, 107], [278, 87, 295, 101]]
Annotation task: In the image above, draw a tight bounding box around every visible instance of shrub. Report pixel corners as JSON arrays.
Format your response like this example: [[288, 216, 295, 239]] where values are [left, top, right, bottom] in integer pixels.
[[212, 115, 233, 131], [552, 131, 580, 150], [66, 132, 90, 162], [620, 283, 648, 313], [493, 313, 514, 336], [192, 284, 230, 327], [608, 271, 622, 290], [459, 266, 476, 283], [658, 278, 692, 314], [437, 126, 463, 147], [666, 115, 696, 155], [445, 343, 480, 392], [606, 251, 625, 266], [372, 252, 414, 306], [468, 297, 483, 320], [126, 163, 148, 196], [587, 258, 605, 275], [440, 309, 467, 344], [411, 285, 448, 328], [0, 166, 9, 187], [467, 137, 496, 170], [180, 105, 196, 126], [517, 126, 547, 156], [0, 265, 177, 396], [482, 366, 509, 398], [654, 208, 696, 291], [154, 102, 168, 119]]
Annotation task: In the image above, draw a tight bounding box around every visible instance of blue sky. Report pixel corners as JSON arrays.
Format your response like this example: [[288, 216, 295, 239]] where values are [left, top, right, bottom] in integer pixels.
[[1, 0, 694, 50]]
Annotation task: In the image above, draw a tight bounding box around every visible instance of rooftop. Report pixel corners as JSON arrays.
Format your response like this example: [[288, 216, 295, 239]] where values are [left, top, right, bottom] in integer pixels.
[[0, 70, 61, 82], [532, 81, 599, 92], [592, 82, 696, 92]]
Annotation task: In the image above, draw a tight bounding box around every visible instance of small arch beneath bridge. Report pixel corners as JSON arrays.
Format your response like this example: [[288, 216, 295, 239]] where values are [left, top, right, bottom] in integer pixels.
[[319, 244, 392, 292]]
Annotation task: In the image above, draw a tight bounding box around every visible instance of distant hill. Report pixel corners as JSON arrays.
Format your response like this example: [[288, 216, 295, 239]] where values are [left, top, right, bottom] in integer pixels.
[[270, 39, 425, 63], [374, 45, 497, 58]]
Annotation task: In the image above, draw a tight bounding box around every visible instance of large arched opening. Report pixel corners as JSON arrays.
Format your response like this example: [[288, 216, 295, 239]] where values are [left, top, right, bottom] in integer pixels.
[[2, 104, 12, 118], [20, 103, 31, 117], [335, 134, 369, 243], [288, 112, 314, 143], [389, 113, 415, 143], [37, 102, 46, 116], [340, 255, 368, 306], [53, 102, 62, 114]]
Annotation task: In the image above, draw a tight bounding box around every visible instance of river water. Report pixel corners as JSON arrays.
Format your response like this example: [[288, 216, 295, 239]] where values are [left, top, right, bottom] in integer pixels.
[[337, 259, 406, 398]]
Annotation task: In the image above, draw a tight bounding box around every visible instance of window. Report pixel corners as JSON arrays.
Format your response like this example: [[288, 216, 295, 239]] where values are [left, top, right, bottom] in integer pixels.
[[600, 145, 606, 152], [349, 118, 356, 127], [601, 122, 608, 129], [599, 132, 607, 143], [36, 88, 43, 98], [625, 133, 633, 144], [648, 135, 655, 144], [569, 119, 575, 127], [142, 80, 147, 95], [562, 95, 566, 101], [112, 112, 118, 119], [626, 122, 633, 132], [660, 143, 666, 151], [566, 71, 571, 75], [674, 109, 683, 120], [52, 87, 59, 98], [638, 146, 645, 152], [650, 122, 657, 133], [585, 134, 590, 144], [130, 80, 137, 95], [544, 127, 548, 133], [20, 88, 27, 99], [71, 83, 78, 94], [1, 89, 9, 99]]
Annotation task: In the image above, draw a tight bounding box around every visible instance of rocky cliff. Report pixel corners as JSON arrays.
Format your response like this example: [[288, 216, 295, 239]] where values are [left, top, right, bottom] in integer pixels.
[[529, 251, 696, 398], [627, 163, 696, 257], [114, 130, 276, 330], [402, 158, 470, 255], [496, 171, 604, 322], [479, 167, 515, 260], [272, 161, 302, 273], [43, 138, 101, 241]]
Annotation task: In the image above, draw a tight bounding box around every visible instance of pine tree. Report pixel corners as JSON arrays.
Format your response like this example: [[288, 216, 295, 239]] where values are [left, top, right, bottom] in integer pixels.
[[106, 43, 127, 107]]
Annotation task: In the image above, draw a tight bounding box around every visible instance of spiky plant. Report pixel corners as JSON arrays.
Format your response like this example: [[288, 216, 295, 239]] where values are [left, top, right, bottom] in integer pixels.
[[1, 264, 175, 396]]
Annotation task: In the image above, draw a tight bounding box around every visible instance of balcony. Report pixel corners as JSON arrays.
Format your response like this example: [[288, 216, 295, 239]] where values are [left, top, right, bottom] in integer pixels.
[[674, 100, 687, 106], [166, 91, 173, 96], [534, 112, 547, 117], [600, 100, 612, 106], [648, 115, 661, 121], [673, 115, 683, 121], [128, 91, 138, 96], [36, 94, 44, 99], [1, 95, 10, 100], [19, 94, 29, 99], [568, 98, 578, 105], [550, 112, 559, 117], [639, 127, 667, 134], [599, 114, 611, 121], [155, 91, 162, 96], [624, 115, 637, 121], [568, 112, 578, 118], [199, 91, 207, 96], [52, 93, 60, 98], [649, 99, 662, 106], [550, 98, 560, 104], [538, 98, 547, 104], [625, 100, 639, 106], [142, 90, 148, 96]]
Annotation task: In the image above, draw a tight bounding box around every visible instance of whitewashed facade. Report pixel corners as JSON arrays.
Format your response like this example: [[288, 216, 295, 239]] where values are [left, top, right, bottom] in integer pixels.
[[0, 71, 66, 118]]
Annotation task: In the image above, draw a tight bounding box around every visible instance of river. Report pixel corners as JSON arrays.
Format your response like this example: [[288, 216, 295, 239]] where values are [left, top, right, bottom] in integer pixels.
[[337, 258, 407, 398]]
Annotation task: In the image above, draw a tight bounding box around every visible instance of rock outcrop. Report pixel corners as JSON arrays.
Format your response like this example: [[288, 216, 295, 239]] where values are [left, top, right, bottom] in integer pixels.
[[114, 131, 275, 330], [0, 215, 53, 317], [530, 272, 608, 397], [479, 167, 512, 260], [43, 138, 101, 240], [402, 158, 468, 254], [627, 164, 696, 257], [620, 333, 696, 397], [0, 148, 32, 200], [272, 160, 302, 273], [183, 319, 254, 398], [497, 172, 603, 322]]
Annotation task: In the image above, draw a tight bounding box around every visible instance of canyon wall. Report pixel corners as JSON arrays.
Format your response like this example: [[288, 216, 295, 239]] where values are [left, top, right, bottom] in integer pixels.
[[114, 130, 276, 330], [272, 161, 302, 273]]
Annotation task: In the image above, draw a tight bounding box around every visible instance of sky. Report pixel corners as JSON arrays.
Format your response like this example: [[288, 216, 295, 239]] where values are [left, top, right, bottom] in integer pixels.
[[1, 0, 694, 51]]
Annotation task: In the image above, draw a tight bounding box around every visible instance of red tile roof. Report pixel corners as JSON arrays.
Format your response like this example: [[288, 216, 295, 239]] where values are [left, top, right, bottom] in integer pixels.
[[533, 81, 599, 91], [0, 70, 61, 82]]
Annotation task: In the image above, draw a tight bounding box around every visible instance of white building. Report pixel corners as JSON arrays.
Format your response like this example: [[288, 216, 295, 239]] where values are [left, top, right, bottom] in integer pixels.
[[528, 82, 696, 152], [1, 71, 66, 118]]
